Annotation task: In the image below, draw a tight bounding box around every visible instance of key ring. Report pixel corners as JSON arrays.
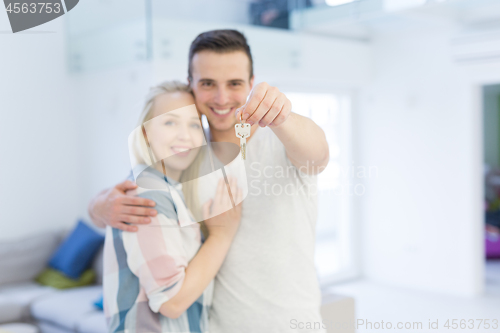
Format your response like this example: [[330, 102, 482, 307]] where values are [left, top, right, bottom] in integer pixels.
[[240, 111, 244, 124]]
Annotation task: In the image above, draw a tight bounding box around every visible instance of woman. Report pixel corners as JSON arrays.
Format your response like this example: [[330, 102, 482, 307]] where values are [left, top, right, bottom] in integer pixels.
[[103, 81, 242, 333]]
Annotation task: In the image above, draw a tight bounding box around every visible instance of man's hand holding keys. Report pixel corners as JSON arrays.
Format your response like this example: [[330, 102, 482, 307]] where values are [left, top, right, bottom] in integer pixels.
[[235, 82, 292, 128]]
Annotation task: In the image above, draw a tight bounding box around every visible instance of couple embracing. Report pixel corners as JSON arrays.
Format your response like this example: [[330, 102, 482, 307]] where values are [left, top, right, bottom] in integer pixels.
[[88, 29, 330, 333]]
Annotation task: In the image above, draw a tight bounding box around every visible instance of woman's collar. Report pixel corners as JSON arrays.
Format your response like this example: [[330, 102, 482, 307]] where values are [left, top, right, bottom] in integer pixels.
[[136, 164, 182, 191]]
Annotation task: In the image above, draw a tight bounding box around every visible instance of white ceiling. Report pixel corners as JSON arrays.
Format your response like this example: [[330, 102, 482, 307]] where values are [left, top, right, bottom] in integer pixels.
[[292, 0, 500, 40]]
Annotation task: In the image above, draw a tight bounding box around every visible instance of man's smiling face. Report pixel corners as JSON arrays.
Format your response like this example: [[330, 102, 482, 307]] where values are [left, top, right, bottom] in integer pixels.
[[189, 50, 254, 132]]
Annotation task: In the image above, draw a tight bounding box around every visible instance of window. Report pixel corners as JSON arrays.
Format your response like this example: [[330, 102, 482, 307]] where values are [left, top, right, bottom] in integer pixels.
[[286, 92, 358, 285]]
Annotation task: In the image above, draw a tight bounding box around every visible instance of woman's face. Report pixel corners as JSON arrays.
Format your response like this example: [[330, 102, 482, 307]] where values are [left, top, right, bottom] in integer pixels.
[[144, 91, 204, 175]]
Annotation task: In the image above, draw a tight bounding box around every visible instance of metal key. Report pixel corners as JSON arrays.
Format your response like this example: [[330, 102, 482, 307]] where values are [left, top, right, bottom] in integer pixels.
[[235, 118, 251, 160], [240, 137, 247, 160]]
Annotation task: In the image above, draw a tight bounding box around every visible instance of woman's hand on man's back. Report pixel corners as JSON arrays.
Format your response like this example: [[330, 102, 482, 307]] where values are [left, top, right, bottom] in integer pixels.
[[202, 177, 242, 241]]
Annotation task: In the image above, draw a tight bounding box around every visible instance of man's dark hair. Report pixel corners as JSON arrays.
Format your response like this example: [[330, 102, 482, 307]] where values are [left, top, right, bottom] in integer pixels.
[[188, 29, 254, 81]]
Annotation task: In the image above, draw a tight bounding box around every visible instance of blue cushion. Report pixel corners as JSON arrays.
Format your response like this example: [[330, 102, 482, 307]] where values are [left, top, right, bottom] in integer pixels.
[[48, 220, 105, 279], [93, 294, 103, 310]]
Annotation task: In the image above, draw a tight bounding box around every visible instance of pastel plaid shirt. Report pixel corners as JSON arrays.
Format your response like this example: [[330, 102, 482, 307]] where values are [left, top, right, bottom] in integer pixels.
[[103, 169, 213, 333]]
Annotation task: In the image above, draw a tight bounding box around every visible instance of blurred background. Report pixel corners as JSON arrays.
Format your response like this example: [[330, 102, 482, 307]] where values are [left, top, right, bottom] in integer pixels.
[[1, 0, 500, 332]]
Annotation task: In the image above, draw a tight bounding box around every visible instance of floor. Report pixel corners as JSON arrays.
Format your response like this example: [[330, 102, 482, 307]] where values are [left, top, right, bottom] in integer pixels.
[[325, 260, 500, 333]]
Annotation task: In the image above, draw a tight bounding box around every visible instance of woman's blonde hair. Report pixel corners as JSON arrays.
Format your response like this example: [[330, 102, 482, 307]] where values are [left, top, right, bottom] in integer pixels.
[[129, 80, 208, 237]]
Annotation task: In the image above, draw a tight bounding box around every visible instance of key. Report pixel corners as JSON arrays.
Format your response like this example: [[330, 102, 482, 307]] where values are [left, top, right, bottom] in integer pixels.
[[235, 122, 251, 160], [240, 137, 247, 160]]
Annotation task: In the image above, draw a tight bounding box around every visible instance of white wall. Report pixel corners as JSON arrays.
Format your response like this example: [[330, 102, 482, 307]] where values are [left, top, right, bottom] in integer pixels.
[[72, 64, 154, 215], [151, 1, 251, 25], [151, 19, 371, 89], [358, 24, 500, 297], [0, 15, 81, 240]]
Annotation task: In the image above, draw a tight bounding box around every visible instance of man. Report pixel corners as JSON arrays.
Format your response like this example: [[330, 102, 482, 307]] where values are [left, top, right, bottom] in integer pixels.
[[89, 30, 329, 332]]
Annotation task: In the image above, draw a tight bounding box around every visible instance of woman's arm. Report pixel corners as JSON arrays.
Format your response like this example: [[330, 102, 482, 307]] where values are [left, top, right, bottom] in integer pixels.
[[159, 233, 232, 318], [159, 178, 242, 318], [121, 179, 241, 318]]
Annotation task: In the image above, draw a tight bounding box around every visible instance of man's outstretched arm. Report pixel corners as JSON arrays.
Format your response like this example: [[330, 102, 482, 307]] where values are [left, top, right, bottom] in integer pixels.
[[269, 112, 329, 175], [88, 180, 157, 232], [236, 82, 329, 175]]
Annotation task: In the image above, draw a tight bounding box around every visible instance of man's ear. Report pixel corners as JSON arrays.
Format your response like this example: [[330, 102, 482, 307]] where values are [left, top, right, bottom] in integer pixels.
[[249, 75, 255, 90], [187, 76, 192, 87]]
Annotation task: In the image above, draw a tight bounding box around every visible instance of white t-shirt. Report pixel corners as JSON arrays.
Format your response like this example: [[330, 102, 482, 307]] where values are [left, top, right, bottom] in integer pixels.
[[201, 127, 325, 333]]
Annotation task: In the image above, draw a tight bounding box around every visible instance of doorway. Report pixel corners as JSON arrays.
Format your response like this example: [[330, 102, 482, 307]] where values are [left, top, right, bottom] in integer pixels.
[[482, 83, 500, 297]]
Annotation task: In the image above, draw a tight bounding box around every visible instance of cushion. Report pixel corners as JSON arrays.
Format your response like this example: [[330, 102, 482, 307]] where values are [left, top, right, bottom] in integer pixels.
[[0, 231, 60, 286], [48, 221, 104, 279], [31, 286, 103, 331], [35, 269, 95, 290], [0, 323, 38, 333], [93, 294, 103, 311], [0, 282, 56, 323], [37, 321, 72, 333], [0, 300, 24, 324], [75, 311, 107, 333]]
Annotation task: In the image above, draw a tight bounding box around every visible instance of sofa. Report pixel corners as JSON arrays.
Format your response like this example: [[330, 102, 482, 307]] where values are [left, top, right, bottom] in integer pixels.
[[0, 228, 107, 333], [0, 229, 355, 333]]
